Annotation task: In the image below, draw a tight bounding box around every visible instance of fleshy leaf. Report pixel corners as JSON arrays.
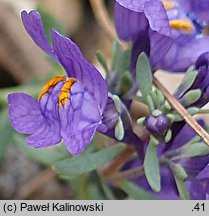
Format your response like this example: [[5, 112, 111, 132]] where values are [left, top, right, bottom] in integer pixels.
[[144, 137, 161, 192], [173, 175, 190, 200], [115, 117, 125, 141], [179, 142, 209, 158], [170, 163, 188, 180], [136, 52, 152, 97], [118, 180, 158, 200], [52, 143, 126, 179], [174, 67, 198, 98], [179, 89, 201, 107]]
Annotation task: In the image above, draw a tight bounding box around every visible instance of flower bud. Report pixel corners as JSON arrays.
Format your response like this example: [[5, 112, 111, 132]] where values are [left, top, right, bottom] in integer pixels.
[[144, 114, 170, 137]]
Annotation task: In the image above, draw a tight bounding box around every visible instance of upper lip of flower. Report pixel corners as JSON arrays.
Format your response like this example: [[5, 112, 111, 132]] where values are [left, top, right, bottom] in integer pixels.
[[21, 10, 108, 112]]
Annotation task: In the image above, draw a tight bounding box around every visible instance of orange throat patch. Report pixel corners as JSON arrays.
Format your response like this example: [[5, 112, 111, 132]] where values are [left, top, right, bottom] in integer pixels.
[[58, 78, 76, 107], [38, 76, 66, 101], [38, 76, 76, 107]]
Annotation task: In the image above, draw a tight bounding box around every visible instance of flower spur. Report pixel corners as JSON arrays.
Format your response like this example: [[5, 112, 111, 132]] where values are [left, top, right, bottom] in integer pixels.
[[8, 10, 108, 155]]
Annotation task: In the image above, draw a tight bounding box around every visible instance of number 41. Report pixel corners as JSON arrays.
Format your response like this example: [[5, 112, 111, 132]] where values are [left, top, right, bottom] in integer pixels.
[[193, 203, 205, 212]]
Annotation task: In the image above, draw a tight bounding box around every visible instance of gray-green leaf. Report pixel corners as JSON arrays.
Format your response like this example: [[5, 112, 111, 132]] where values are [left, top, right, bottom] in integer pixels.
[[136, 52, 153, 97], [144, 137, 161, 192], [118, 180, 158, 200], [174, 67, 198, 98], [179, 89, 201, 107], [174, 175, 190, 200], [52, 143, 126, 179], [115, 118, 125, 141], [15, 135, 70, 166]]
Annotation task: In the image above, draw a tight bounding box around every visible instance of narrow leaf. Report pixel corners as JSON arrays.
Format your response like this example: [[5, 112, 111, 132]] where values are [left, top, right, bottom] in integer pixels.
[[180, 142, 209, 158], [53, 143, 126, 179], [170, 163, 188, 180], [96, 50, 109, 77], [144, 137, 161, 192], [174, 67, 198, 98], [146, 95, 155, 112], [136, 52, 153, 96], [117, 71, 132, 95], [15, 135, 70, 166], [115, 118, 125, 141], [111, 40, 131, 73], [174, 175, 190, 200], [179, 89, 201, 107], [119, 181, 158, 200]]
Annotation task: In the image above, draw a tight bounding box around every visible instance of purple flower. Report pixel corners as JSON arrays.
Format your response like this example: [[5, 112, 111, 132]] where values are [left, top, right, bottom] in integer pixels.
[[175, 52, 209, 107], [115, 0, 209, 73], [124, 121, 209, 199], [8, 10, 109, 155], [115, 0, 172, 75]]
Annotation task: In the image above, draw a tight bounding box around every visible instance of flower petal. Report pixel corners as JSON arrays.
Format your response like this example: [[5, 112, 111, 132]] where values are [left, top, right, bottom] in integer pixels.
[[21, 10, 56, 60], [26, 81, 64, 148], [159, 36, 209, 72], [169, 120, 204, 150], [196, 163, 209, 180], [59, 82, 102, 155], [143, 1, 172, 68], [8, 93, 44, 134], [176, 0, 209, 22], [51, 30, 108, 112], [101, 96, 119, 130], [185, 179, 206, 200], [115, 0, 172, 73], [114, 2, 149, 41]]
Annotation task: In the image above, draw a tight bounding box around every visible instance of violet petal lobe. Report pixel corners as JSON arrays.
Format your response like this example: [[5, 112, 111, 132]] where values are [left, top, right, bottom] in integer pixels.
[[51, 30, 108, 112], [101, 96, 119, 131], [196, 164, 209, 180], [114, 2, 149, 41], [59, 81, 102, 155], [26, 82, 64, 148], [159, 36, 209, 72], [168, 120, 204, 151], [143, 1, 172, 68], [21, 10, 56, 60], [185, 179, 206, 200], [8, 93, 44, 134]]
